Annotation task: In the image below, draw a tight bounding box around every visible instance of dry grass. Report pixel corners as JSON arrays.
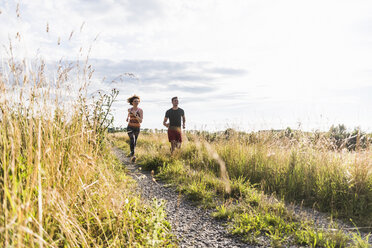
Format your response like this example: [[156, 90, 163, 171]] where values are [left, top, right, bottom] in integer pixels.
[[112, 130, 371, 222], [110, 129, 372, 246], [0, 26, 174, 246]]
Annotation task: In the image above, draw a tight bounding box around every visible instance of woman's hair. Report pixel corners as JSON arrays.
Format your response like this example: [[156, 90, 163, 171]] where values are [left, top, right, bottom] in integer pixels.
[[127, 95, 140, 105]]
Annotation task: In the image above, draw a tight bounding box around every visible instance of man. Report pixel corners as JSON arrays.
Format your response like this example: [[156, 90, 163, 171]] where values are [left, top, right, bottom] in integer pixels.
[[163, 96, 186, 153]]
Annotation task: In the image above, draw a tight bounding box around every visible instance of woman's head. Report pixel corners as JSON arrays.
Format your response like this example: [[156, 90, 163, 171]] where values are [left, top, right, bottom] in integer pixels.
[[127, 95, 140, 105]]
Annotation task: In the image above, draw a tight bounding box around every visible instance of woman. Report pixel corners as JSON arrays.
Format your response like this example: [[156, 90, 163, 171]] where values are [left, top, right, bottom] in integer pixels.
[[126, 95, 143, 162]]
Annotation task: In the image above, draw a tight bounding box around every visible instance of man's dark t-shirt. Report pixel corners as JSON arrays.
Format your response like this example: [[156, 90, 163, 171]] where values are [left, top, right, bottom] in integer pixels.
[[165, 108, 184, 127]]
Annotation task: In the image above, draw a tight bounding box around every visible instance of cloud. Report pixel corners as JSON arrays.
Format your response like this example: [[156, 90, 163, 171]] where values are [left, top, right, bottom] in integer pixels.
[[2, 1, 372, 132], [75, 0, 164, 24], [166, 84, 214, 93], [90, 59, 247, 92], [124, 0, 164, 23]]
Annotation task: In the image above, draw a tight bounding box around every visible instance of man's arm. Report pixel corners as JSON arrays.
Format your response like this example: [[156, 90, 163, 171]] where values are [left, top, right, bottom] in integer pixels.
[[163, 117, 169, 128], [182, 115, 186, 129]]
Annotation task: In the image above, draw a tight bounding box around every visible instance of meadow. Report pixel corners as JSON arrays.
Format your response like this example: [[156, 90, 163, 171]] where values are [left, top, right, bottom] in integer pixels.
[[111, 128, 371, 247], [0, 51, 175, 247], [1, 51, 370, 246], [1, 10, 370, 246], [1, 56, 370, 247], [2, 2, 371, 247]]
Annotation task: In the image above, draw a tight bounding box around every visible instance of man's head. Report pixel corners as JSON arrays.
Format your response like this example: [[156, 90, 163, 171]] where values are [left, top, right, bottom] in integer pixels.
[[171, 96, 178, 107]]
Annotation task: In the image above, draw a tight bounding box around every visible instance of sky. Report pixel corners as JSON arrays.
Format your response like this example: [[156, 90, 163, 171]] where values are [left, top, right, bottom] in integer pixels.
[[1, 0, 371, 132]]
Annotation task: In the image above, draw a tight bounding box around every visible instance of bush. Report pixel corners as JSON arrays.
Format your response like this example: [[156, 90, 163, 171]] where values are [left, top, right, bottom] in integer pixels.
[[328, 124, 370, 150]]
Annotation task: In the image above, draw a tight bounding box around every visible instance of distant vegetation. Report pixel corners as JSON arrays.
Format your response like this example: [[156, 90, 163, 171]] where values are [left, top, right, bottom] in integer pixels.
[[327, 124, 371, 151], [110, 124, 372, 151], [111, 127, 371, 247]]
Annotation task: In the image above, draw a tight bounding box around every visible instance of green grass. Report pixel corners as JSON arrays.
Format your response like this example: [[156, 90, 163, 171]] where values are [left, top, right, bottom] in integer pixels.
[[110, 131, 371, 247], [0, 49, 176, 246]]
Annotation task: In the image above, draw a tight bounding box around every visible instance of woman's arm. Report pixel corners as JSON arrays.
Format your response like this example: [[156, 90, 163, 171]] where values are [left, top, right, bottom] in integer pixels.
[[126, 108, 131, 122], [136, 109, 143, 123]]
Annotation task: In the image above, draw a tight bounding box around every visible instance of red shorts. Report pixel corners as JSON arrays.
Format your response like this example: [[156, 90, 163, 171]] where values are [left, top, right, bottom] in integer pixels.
[[168, 128, 182, 142]]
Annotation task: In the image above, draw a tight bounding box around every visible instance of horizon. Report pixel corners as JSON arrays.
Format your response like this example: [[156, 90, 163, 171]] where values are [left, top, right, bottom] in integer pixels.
[[1, 1, 371, 132], [109, 124, 371, 134]]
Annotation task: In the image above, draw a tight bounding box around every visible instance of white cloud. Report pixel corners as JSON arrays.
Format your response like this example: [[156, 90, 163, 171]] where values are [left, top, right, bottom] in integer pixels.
[[1, 0, 371, 131]]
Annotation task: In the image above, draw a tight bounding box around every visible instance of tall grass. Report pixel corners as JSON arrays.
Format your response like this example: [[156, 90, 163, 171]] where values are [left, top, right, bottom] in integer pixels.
[[0, 37, 174, 246], [110, 130, 371, 247], [212, 130, 372, 223], [110, 130, 372, 222]]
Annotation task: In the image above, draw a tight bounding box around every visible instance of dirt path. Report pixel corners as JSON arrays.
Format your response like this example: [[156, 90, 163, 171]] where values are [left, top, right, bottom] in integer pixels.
[[112, 147, 254, 248]]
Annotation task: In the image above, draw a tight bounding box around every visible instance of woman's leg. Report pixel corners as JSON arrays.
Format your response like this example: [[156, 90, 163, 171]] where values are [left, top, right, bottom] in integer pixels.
[[127, 127, 135, 156], [133, 128, 140, 154], [130, 128, 140, 162]]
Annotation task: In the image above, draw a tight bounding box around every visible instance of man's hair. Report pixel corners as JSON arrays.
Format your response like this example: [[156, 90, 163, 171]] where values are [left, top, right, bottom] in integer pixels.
[[171, 96, 178, 102], [127, 95, 140, 105]]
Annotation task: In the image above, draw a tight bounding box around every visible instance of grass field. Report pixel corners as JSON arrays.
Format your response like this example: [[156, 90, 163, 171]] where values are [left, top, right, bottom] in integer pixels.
[[2, 58, 370, 247], [0, 52, 175, 247], [1, 12, 370, 246], [111, 129, 371, 247]]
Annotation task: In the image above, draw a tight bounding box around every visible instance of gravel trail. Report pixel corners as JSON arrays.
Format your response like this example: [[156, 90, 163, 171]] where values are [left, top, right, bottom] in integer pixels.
[[112, 147, 254, 248]]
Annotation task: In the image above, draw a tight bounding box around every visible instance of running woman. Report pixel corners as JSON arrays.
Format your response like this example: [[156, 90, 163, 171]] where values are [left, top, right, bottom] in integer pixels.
[[126, 95, 143, 162], [163, 96, 186, 154]]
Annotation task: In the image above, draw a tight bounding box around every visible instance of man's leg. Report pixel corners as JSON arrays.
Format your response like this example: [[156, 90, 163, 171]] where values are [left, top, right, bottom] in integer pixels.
[[176, 129, 182, 149], [170, 140, 177, 154], [176, 141, 181, 149]]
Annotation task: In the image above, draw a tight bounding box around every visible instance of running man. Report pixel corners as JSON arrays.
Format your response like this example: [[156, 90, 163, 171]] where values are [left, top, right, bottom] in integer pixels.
[[163, 96, 186, 153], [126, 95, 143, 162]]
